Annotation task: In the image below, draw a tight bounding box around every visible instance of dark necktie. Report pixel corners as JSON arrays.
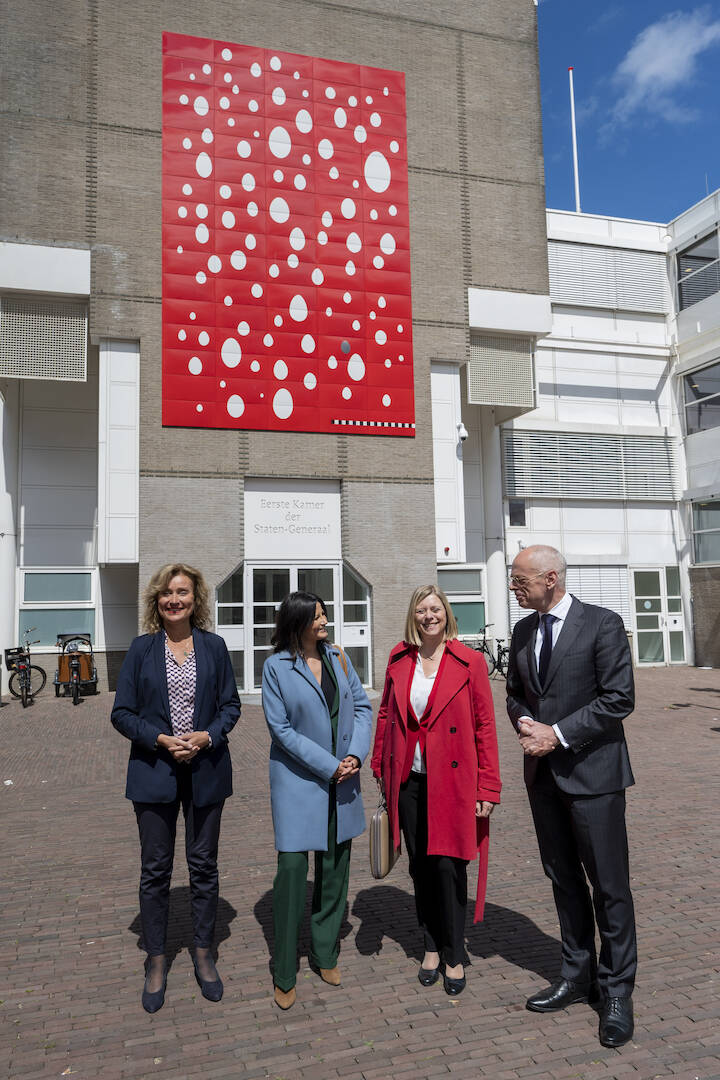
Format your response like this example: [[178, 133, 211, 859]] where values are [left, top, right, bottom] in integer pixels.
[[538, 613, 557, 685]]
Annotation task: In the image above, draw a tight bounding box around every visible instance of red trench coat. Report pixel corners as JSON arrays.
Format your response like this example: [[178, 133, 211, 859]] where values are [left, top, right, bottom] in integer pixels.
[[370, 638, 501, 921]]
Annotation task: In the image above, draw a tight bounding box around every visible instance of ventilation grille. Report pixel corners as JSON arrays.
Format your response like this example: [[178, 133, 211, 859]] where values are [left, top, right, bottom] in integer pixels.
[[502, 429, 677, 500], [468, 334, 535, 408], [510, 565, 631, 629], [548, 241, 670, 313], [0, 296, 88, 381]]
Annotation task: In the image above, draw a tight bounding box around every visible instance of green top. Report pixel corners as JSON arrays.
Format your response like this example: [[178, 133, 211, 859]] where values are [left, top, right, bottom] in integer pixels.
[[321, 647, 340, 752]]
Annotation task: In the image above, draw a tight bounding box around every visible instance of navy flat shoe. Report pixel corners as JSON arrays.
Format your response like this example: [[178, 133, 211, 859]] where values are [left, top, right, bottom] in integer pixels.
[[443, 971, 466, 996], [193, 958, 224, 1002], [418, 965, 440, 987]]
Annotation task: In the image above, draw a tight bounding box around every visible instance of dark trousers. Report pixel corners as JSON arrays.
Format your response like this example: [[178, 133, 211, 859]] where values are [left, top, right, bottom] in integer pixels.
[[134, 767, 224, 957], [528, 760, 637, 997], [398, 772, 468, 968], [272, 787, 351, 991]]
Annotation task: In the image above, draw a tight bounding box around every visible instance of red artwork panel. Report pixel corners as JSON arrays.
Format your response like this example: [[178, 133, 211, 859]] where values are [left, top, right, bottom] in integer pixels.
[[161, 32, 415, 435]]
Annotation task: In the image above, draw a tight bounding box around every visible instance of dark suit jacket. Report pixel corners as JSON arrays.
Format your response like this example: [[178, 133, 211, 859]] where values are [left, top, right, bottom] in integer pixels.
[[506, 597, 635, 796], [111, 628, 241, 806]]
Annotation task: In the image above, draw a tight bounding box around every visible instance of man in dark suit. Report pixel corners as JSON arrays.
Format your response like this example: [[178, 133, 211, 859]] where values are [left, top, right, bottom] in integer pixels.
[[506, 544, 636, 1048]]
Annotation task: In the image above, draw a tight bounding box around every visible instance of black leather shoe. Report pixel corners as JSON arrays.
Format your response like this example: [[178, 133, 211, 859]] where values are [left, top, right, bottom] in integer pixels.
[[599, 996, 634, 1048], [142, 959, 167, 1014], [443, 972, 466, 996], [526, 978, 597, 1013], [418, 966, 440, 987], [193, 958, 224, 1002]]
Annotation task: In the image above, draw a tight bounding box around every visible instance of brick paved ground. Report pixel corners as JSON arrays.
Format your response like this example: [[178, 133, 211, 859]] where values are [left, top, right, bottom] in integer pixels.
[[1, 665, 719, 1080]]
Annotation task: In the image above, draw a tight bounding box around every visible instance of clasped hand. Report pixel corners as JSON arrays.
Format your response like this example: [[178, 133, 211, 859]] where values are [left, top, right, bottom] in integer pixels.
[[517, 718, 558, 757], [158, 732, 210, 762], [333, 755, 360, 783]]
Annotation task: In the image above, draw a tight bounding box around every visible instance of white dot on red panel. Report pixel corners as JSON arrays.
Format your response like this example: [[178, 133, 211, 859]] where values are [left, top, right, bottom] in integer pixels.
[[221, 338, 241, 366], [182, 183, 192, 195], [325, 307, 332, 316], [328, 355, 338, 368], [208, 255, 222, 273], [274, 315, 283, 326], [373, 255, 384, 268], [223, 72, 232, 84], [353, 180, 359, 189], [179, 94, 189, 105], [365, 95, 373, 104], [250, 62, 261, 77], [348, 95, 358, 107], [347, 354, 365, 380], [269, 127, 292, 158], [345, 260, 355, 276], [195, 271, 207, 284], [296, 109, 312, 133], [341, 198, 356, 219], [188, 357, 202, 374], [251, 283, 263, 298], [195, 153, 212, 178], [222, 211, 236, 228], [346, 232, 362, 252], [220, 97, 231, 110], [293, 71, 300, 79], [193, 96, 209, 116], [202, 128, 213, 143], [199, 331, 210, 346], [178, 206, 188, 218], [380, 233, 396, 254], [237, 140, 251, 158], [354, 125, 367, 144], [317, 231, 328, 244], [321, 210, 333, 227], [269, 264, 280, 278], [222, 48, 232, 60], [294, 174, 306, 190], [264, 334, 275, 348], [274, 360, 288, 379], [219, 185, 231, 199], [325, 87, 336, 99], [228, 119, 235, 127], [178, 329, 187, 340], [378, 296, 386, 308], [250, 360, 260, 371], [334, 108, 347, 128], [273, 169, 284, 182], [272, 87, 286, 106], [382, 394, 391, 406], [273, 388, 293, 418], [312, 268, 324, 284], [389, 204, 398, 216], [370, 113, 381, 127], [248, 99, 259, 112], [288, 253, 299, 267], [182, 138, 192, 150], [343, 291, 352, 303], [302, 153, 311, 165], [364, 151, 390, 193], [302, 89, 309, 98], [397, 323, 404, 332], [375, 329, 387, 345], [247, 201, 258, 216], [202, 64, 211, 74], [370, 209, 378, 220], [399, 354, 405, 361], [352, 319, 360, 330], [196, 204, 208, 218], [245, 234, 256, 250], [219, 380, 226, 387], [289, 227, 305, 251], [232, 85, 239, 94], [227, 395, 245, 418], [369, 311, 376, 319], [177, 245, 183, 253], [189, 311, 196, 320], [237, 320, 250, 335], [301, 334, 315, 353], [304, 373, 317, 389], [342, 387, 352, 399], [329, 166, 339, 179], [384, 358, 391, 368], [223, 295, 232, 306], [230, 250, 247, 270], [390, 140, 400, 153], [290, 295, 308, 321], [196, 404, 203, 412], [270, 55, 282, 71], [242, 173, 255, 191], [383, 86, 389, 95]]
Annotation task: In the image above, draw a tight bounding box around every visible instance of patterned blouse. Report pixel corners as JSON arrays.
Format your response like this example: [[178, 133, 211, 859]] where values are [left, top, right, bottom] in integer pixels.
[[164, 634, 196, 737]]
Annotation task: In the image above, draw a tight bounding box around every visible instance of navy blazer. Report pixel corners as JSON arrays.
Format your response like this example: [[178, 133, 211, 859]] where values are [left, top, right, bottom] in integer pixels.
[[111, 628, 241, 807]]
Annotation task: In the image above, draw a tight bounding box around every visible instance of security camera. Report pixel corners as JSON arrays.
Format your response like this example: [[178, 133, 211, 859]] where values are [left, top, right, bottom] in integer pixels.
[[457, 421, 469, 442]]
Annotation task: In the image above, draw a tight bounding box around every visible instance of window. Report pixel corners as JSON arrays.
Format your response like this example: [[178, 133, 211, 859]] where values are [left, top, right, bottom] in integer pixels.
[[18, 570, 95, 647], [684, 360, 720, 434], [508, 499, 526, 527], [437, 568, 485, 639], [693, 501, 720, 563], [677, 232, 720, 309]]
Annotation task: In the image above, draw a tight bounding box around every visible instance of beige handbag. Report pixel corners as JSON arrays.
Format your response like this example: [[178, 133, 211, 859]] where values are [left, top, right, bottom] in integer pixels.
[[369, 788, 400, 879]]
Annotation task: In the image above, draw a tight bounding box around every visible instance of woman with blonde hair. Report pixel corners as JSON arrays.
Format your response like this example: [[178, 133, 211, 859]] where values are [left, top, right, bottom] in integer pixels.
[[371, 585, 501, 995], [112, 563, 240, 1012]]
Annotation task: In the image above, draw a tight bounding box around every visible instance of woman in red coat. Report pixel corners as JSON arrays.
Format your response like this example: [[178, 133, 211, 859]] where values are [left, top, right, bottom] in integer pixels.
[[371, 585, 501, 995]]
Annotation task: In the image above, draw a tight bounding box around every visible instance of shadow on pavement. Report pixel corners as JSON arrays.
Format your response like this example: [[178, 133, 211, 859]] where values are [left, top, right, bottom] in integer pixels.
[[351, 886, 560, 981], [128, 886, 237, 970]]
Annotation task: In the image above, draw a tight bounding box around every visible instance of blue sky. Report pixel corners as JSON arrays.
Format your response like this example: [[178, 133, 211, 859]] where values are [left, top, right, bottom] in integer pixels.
[[538, 2, 720, 222]]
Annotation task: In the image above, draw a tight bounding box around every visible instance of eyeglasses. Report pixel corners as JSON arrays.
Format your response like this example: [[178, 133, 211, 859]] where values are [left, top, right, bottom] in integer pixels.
[[508, 570, 549, 588]]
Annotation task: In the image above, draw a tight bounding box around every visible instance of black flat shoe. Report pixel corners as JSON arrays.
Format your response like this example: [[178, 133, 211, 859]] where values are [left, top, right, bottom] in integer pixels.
[[193, 958, 224, 1002], [142, 959, 167, 1014], [443, 972, 466, 996], [526, 978, 597, 1013], [599, 995, 634, 1048], [418, 965, 440, 987]]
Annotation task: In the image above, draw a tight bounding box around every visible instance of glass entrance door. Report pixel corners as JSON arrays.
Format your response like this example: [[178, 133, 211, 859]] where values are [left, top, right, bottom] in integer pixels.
[[632, 567, 686, 665]]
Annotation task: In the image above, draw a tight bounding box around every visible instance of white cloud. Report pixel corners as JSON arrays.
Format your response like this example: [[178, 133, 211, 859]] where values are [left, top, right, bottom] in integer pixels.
[[610, 6, 720, 126]]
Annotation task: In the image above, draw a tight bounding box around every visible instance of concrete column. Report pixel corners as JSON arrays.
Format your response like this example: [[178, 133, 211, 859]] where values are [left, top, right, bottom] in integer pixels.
[[480, 407, 510, 646], [0, 381, 20, 695]]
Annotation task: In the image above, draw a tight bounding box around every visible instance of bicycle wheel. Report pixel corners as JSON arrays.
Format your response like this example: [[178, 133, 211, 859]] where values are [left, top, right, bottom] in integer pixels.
[[28, 665, 47, 697], [481, 645, 497, 677], [8, 671, 22, 698], [21, 679, 29, 708], [72, 677, 80, 706], [496, 649, 509, 678]]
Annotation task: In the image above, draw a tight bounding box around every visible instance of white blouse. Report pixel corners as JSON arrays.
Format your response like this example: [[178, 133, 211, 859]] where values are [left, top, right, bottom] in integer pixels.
[[409, 653, 436, 774]]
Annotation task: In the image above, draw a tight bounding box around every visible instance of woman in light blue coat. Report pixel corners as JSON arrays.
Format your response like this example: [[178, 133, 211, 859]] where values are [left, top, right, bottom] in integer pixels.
[[262, 591, 372, 1010]]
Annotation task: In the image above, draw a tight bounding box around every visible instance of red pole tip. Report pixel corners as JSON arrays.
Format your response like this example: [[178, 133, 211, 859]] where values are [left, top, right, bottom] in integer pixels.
[[568, 66, 574, 71]]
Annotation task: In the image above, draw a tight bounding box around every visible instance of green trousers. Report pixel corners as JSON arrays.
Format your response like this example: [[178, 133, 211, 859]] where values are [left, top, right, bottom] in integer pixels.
[[272, 791, 351, 991]]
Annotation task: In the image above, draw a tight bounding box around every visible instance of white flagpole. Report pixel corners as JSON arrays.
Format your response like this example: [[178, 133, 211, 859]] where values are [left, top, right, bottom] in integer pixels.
[[568, 66, 581, 213]]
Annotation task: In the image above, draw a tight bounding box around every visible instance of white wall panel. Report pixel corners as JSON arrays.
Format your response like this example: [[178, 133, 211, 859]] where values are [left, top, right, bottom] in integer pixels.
[[22, 527, 96, 567], [627, 532, 679, 563], [562, 503, 625, 531], [22, 408, 97, 449], [21, 448, 96, 487], [431, 363, 465, 563], [21, 486, 96, 528], [98, 340, 139, 564]]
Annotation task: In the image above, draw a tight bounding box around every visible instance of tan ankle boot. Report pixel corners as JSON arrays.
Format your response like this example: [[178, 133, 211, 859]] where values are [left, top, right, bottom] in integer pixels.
[[319, 966, 341, 986], [274, 986, 296, 1009]]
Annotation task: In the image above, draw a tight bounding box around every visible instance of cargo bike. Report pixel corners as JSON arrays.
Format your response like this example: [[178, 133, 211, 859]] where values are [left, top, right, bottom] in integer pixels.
[[54, 633, 98, 705]]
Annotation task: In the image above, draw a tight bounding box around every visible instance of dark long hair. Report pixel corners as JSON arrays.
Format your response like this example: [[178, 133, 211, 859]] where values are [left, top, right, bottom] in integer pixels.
[[271, 591, 327, 656]]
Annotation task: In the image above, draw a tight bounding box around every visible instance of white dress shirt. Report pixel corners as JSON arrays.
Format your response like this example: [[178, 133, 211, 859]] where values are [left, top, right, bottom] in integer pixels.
[[409, 653, 435, 773], [524, 591, 574, 749]]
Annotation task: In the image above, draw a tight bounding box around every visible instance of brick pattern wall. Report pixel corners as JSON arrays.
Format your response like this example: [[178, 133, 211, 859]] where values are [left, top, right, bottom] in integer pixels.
[[689, 566, 720, 667]]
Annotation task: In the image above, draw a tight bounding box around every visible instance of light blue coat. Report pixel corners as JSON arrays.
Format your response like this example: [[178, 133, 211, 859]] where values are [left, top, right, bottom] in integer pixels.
[[262, 646, 373, 851]]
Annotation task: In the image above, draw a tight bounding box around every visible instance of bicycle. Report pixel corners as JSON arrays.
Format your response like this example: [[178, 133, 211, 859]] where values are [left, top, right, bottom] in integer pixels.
[[5, 628, 47, 707], [472, 623, 511, 678]]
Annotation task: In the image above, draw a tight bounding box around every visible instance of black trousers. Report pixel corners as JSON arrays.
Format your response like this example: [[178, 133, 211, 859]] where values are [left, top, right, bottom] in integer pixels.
[[528, 759, 637, 997], [134, 767, 225, 957], [398, 772, 468, 967]]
